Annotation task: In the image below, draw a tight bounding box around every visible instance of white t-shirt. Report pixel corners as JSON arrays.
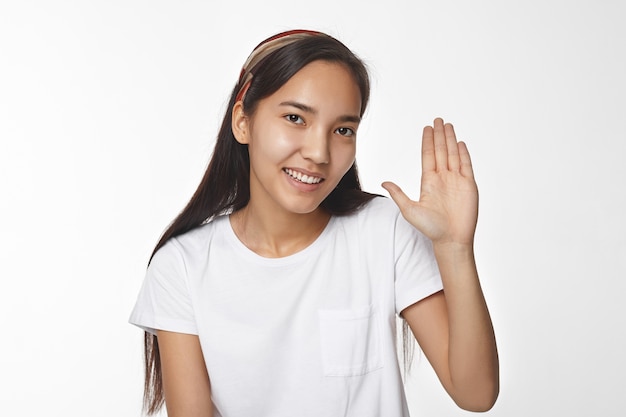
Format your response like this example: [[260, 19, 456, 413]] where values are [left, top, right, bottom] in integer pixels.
[[130, 197, 442, 417]]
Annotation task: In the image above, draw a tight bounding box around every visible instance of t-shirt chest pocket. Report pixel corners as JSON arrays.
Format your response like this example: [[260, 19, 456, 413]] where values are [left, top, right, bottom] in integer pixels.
[[318, 304, 383, 377]]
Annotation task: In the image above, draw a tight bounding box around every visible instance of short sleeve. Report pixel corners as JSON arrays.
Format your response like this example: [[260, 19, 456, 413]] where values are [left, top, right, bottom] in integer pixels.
[[393, 212, 443, 315], [129, 238, 198, 335]]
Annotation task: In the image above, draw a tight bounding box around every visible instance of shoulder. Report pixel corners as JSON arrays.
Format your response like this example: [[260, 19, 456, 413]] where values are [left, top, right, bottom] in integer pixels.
[[151, 216, 227, 268], [349, 196, 402, 227], [331, 196, 401, 241], [358, 196, 401, 216], [343, 196, 430, 248], [175, 216, 225, 246]]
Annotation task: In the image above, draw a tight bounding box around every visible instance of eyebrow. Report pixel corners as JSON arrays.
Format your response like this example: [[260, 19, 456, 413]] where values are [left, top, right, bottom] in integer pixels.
[[279, 101, 361, 124]]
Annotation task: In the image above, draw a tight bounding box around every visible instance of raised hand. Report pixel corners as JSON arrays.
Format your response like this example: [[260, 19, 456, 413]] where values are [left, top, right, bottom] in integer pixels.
[[385, 119, 499, 410], [382, 118, 478, 246]]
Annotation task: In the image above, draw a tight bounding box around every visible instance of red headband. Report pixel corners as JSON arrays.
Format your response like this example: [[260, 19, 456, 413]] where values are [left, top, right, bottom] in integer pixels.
[[235, 30, 324, 103]]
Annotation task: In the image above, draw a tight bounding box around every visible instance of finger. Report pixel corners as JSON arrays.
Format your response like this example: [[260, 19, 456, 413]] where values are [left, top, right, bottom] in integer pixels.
[[381, 181, 413, 212], [421, 126, 436, 173], [445, 122, 460, 171], [433, 118, 448, 171], [458, 141, 475, 178]]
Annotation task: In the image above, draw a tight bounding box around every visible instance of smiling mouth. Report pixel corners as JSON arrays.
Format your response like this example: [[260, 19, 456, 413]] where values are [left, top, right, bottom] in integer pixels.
[[283, 168, 324, 184]]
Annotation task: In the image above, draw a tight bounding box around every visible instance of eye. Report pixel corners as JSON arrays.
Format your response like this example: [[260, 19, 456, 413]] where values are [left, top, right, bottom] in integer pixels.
[[335, 127, 355, 137], [285, 114, 305, 125]]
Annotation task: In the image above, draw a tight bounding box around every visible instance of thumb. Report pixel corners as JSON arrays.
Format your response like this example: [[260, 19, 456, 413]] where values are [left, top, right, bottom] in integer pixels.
[[381, 181, 413, 212]]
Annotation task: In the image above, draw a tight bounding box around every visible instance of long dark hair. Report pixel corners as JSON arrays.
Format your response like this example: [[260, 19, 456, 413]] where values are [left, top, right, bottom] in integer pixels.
[[142, 31, 379, 414]]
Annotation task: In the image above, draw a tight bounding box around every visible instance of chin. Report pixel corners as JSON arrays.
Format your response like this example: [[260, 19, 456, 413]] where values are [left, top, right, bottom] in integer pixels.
[[280, 198, 327, 216], [287, 204, 324, 216]]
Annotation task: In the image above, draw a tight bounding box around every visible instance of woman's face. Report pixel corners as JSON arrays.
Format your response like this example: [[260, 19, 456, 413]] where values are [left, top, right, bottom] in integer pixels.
[[235, 60, 362, 217]]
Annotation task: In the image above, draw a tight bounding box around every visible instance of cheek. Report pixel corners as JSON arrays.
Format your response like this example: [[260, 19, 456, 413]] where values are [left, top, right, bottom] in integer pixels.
[[252, 124, 301, 161], [331, 141, 357, 170]]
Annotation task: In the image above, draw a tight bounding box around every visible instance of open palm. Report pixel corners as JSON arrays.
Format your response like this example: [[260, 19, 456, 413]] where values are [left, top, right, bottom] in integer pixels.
[[383, 118, 478, 246]]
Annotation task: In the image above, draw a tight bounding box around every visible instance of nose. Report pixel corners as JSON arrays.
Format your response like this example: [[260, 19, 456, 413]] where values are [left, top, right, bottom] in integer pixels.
[[301, 128, 330, 164]]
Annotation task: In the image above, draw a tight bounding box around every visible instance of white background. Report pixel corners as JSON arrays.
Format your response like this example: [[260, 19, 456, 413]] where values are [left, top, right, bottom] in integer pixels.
[[1, 0, 625, 416]]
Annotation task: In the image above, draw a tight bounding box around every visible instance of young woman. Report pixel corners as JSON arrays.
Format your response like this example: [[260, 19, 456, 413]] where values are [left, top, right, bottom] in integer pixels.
[[130, 29, 499, 417]]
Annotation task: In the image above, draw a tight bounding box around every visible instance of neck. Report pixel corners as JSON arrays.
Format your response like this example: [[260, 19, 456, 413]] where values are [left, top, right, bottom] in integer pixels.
[[230, 204, 330, 258]]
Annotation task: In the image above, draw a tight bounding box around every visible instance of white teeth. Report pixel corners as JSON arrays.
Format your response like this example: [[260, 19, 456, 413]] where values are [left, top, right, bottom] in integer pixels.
[[285, 169, 322, 184]]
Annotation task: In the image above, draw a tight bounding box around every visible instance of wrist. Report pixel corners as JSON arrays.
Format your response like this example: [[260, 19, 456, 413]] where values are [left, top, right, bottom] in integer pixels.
[[433, 240, 474, 254], [433, 241, 475, 265]]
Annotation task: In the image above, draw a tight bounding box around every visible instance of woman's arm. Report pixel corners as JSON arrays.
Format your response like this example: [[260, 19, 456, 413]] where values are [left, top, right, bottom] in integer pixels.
[[402, 251, 498, 411], [157, 330, 213, 417], [383, 118, 499, 411]]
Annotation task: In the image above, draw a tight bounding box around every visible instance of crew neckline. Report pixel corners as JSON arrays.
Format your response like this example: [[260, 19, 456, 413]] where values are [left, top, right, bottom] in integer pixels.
[[220, 214, 337, 267]]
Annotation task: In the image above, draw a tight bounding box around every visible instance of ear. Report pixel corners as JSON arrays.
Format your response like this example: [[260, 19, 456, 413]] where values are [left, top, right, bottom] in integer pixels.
[[231, 101, 250, 144]]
